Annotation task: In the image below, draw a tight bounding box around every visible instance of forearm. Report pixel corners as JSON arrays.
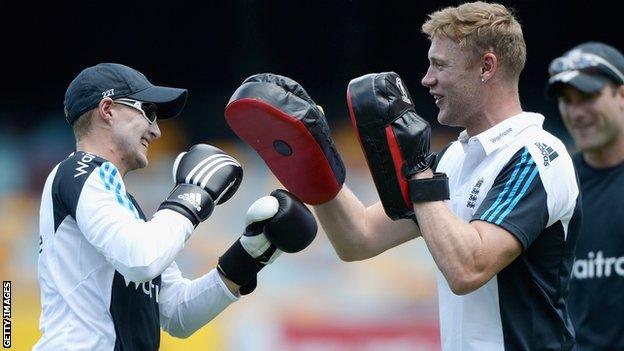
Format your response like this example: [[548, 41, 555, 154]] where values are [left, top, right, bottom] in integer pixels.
[[414, 201, 480, 285], [160, 269, 238, 339], [414, 197, 526, 295], [217, 271, 240, 294], [81, 209, 193, 282], [314, 186, 370, 260], [412, 162, 527, 294], [315, 186, 420, 261]]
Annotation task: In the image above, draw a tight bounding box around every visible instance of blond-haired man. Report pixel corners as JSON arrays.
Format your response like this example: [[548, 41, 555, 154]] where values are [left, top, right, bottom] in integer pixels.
[[225, 2, 581, 349], [326, 3, 580, 349]]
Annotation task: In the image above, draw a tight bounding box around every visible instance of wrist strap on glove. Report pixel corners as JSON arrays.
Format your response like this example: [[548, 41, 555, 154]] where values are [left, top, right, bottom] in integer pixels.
[[159, 184, 214, 226], [409, 173, 450, 203], [217, 240, 265, 292]]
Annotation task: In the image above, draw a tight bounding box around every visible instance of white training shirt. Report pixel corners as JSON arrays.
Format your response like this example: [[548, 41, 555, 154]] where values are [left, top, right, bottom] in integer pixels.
[[434, 112, 581, 351], [35, 151, 238, 350]]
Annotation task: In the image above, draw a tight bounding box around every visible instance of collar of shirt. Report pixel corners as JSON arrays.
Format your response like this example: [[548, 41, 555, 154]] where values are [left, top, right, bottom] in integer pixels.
[[457, 112, 545, 155]]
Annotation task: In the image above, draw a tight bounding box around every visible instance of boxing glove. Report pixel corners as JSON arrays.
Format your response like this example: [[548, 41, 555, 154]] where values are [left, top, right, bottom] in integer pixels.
[[217, 189, 317, 294], [159, 144, 243, 226]]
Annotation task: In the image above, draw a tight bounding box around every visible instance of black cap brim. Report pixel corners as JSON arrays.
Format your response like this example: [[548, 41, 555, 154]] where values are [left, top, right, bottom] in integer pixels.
[[546, 71, 610, 97], [128, 85, 188, 119]]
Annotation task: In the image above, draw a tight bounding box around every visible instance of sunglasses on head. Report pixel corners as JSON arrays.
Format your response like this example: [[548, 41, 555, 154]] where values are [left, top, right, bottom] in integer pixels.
[[549, 52, 624, 84], [114, 98, 158, 124]]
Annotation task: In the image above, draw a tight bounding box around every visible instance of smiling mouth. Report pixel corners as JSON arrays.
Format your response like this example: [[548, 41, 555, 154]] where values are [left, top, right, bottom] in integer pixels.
[[431, 94, 443, 106], [141, 139, 149, 148], [571, 123, 596, 131]]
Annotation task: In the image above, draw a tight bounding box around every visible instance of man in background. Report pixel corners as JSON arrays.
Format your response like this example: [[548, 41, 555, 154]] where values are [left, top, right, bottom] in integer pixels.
[[547, 41, 624, 350]]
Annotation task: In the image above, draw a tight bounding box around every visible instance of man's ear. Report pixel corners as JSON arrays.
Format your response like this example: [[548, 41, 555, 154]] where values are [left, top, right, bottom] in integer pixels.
[[481, 52, 498, 83], [616, 84, 624, 111], [97, 98, 114, 125]]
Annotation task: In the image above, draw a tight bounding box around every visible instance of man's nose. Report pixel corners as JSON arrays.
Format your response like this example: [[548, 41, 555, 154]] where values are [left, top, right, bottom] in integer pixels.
[[421, 68, 435, 87], [149, 122, 161, 139]]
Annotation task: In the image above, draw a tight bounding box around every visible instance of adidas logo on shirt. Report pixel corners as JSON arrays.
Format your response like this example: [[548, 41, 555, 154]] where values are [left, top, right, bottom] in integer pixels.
[[535, 142, 559, 166], [178, 192, 202, 211]]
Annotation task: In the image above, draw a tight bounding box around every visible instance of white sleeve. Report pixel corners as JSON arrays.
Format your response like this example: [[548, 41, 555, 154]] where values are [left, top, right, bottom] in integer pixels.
[[75, 162, 194, 283], [159, 262, 238, 338]]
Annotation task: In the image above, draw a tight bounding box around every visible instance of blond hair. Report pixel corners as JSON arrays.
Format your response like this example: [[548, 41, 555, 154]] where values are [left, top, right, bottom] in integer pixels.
[[72, 110, 95, 141], [422, 1, 526, 78]]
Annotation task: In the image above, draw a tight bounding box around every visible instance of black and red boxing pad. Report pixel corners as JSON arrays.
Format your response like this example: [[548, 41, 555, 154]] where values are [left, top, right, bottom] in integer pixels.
[[347, 72, 443, 220], [225, 73, 345, 205]]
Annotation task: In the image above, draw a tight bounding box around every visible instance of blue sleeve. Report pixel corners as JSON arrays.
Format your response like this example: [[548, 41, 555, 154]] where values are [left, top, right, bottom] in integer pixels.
[[471, 147, 549, 250]]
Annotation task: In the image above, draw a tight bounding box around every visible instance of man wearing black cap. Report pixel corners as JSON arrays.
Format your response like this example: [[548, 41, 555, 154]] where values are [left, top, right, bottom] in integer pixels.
[[547, 42, 624, 350], [35, 63, 318, 350]]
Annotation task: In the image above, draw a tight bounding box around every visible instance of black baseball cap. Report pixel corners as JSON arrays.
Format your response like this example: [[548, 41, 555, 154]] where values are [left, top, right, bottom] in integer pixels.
[[64, 63, 188, 124], [546, 42, 624, 97]]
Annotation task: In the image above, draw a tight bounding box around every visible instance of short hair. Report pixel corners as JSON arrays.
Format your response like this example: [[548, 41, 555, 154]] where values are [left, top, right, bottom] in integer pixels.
[[607, 81, 622, 96], [422, 1, 526, 79], [72, 109, 95, 141]]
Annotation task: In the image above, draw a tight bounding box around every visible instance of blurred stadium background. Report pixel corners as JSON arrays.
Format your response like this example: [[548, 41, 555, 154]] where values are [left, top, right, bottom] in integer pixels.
[[0, 1, 621, 350]]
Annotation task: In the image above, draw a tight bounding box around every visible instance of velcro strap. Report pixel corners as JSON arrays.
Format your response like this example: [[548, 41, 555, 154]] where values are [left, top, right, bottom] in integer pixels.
[[159, 184, 214, 226], [409, 173, 450, 203], [238, 277, 258, 296], [217, 240, 265, 287]]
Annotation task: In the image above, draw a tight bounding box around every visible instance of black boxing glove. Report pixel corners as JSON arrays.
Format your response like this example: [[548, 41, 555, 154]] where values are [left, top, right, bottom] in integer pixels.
[[217, 189, 317, 294], [159, 144, 243, 226]]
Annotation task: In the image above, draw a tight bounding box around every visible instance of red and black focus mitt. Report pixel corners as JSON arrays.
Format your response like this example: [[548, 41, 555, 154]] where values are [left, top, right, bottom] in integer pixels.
[[347, 72, 449, 220], [225, 73, 344, 205]]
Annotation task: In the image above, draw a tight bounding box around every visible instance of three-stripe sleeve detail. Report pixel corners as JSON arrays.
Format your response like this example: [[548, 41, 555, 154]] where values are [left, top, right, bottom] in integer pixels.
[[480, 148, 539, 224], [98, 162, 140, 219]]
